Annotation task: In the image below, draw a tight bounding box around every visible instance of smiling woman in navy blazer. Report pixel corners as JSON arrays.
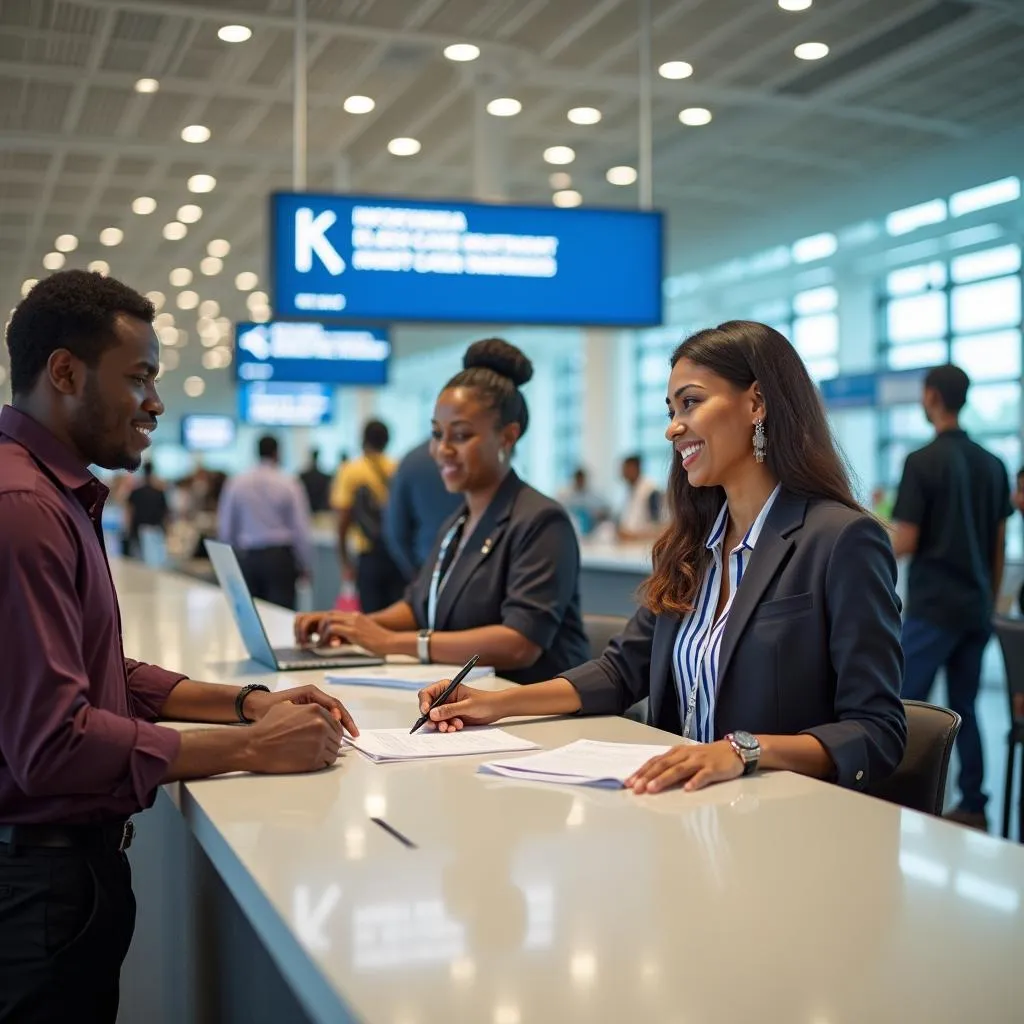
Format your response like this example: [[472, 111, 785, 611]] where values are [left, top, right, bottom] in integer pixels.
[[417, 321, 908, 794], [295, 338, 589, 684]]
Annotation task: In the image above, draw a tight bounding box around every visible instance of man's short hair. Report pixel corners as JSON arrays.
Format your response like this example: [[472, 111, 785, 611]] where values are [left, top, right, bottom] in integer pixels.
[[924, 364, 970, 414], [257, 435, 279, 460], [363, 419, 389, 452], [6, 270, 154, 396], [623, 453, 642, 468]]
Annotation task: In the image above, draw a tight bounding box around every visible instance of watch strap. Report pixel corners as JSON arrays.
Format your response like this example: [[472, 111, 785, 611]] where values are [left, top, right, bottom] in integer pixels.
[[236, 683, 271, 724], [417, 630, 432, 664], [726, 732, 760, 776]]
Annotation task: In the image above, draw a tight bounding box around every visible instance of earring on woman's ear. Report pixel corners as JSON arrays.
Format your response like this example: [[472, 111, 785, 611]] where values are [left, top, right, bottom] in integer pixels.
[[753, 419, 767, 463], [498, 449, 507, 464]]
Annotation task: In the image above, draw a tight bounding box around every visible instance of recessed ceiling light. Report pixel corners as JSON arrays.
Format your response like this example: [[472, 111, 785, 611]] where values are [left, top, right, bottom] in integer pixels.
[[177, 290, 199, 310], [21, 278, 38, 297], [606, 165, 638, 186], [200, 328, 221, 348], [157, 325, 179, 347], [658, 61, 693, 80], [161, 349, 180, 371], [154, 312, 175, 327], [548, 172, 572, 190], [87, 260, 109, 275], [486, 97, 522, 117], [145, 290, 166, 310], [99, 227, 123, 246], [543, 146, 576, 165], [184, 375, 205, 398], [43, 251, 66, 270], [250, 307, 271, 324], [181, 125, 211, 144], [794, 41, 829, 60], [779, 0, 813, 10], [198, 300, 220, 319], [678, 106, 712, 126], [177, 204, 203, 223], [217, 24, 252, 43], [134, 78, 159, 94], [235, 271, 258, 291], [54, 233, 78, 252], [568, 106, 601, 125], [552, 190, 583, 208], [443, 43, 480, 62], [132, 196, 156, 215], [388, 137, 421, 156], [207, 238, 231, 258], [187, 174, 217, 193], [169, 267, 192, 287], [163, 222, 187, 240], [246, 290, 269, 308], [343, 95, 375, 114], [200, 256, 223, 276]]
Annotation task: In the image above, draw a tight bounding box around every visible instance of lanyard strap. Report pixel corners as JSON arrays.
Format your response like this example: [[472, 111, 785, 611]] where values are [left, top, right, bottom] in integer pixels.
[[427, 515, 467, 631]]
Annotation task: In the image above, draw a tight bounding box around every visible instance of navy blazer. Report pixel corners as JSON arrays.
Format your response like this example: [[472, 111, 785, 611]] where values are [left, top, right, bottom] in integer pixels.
[[562, 489, 907, 791], [406, 470, 590, 684]]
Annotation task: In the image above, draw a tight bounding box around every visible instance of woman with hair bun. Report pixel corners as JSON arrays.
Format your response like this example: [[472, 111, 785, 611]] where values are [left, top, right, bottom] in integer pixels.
[[295, 338, 590, 683]]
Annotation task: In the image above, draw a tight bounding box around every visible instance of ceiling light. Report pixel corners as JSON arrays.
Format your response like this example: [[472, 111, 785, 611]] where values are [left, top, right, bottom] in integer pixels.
[[181, 124, 211, 144], [200, 329, 221, 347], [184, 376, 205, 398], [387, 137, 421, 156], [217, 24, 252, 43], [251, 307, 271, 323], [20, 278, 38, 297], [679, 106, 712, 126], [568, 106, 601, 125], [543, 146, 576, 165], [779, 0, 813, 10], [154, 312, 175, 328], [443, 43, 480, 62], [132, 196, 156, 215], [549, 172, 572, 190], [207, 238, 231, 258], [169, 268, 192, 287], [200, 256, 223, 276], [486, 97, 521, 117], [55, 234, 78, 252], [161, 349, 180, 371], [145, 290, 166, 310], [552, 190, 582, 208], [658, 61, 693, 80], [199, 300, 220, 318], [235, 271, 258, 291], [794, 41, 829, 60], [134, 78, 159, 94], [343, 95, 375, 114], [606, 165, 638, 186], [157, 326, 179, 347], [177, 204, 202, 224], [87, 260, 109, 275], [43, 252, 66, 271], [99, 227, 123, 246], [202, 348, 233, 370], [247, 290, 269, 307], [176, 290, 199, 310], [187, 174, 217, 193], [163, 222, 187, 240]]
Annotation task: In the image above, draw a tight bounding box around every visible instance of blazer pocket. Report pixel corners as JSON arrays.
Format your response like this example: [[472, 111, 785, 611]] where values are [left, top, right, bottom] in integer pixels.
[[754, 592, 814, 621]]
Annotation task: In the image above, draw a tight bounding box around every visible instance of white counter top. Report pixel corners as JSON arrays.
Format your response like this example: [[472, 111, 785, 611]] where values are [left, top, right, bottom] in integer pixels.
[[116, 560, 1024, 1024]]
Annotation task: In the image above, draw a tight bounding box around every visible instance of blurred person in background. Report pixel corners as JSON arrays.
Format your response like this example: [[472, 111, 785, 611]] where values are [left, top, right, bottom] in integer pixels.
[[299, 447, 332, 514], [383, 436, 462, 581], [617, 453, 664, 541], [124, 461, 168, 558], [331, 420, 405, 612], [557, 466, 610, 537], [217, 434, 312, 610], [892, 364, 1013, 831]]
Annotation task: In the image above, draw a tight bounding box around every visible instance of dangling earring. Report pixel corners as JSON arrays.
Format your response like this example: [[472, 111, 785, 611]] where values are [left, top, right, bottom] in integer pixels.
[[753, 419, 766, 463], [498, 449, 507, 465]]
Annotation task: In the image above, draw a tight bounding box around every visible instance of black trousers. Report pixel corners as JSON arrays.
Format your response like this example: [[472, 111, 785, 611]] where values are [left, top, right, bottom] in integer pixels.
[[356, 545, 406, 613], [238, 544, 299, 610], [0, 844, 135, 1023]]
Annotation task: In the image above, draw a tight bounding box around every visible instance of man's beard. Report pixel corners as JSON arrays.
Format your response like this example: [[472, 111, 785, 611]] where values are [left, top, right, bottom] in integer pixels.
[[68, 374, 141, 472]]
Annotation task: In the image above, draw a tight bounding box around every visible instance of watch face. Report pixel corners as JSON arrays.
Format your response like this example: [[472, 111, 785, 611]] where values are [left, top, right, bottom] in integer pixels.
[[732, 730, 758, 751]]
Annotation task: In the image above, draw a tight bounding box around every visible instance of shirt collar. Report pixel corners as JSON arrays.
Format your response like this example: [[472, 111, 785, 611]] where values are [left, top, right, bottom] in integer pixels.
[[706, 483, 783, 554]]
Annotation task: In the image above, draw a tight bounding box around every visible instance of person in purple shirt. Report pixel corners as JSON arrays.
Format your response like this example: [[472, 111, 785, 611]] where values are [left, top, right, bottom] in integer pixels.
[[0, 270, 359, 1023]]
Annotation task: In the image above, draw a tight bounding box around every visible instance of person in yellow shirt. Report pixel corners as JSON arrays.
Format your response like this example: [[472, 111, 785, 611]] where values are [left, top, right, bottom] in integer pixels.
[[330, 420, 405, 612]]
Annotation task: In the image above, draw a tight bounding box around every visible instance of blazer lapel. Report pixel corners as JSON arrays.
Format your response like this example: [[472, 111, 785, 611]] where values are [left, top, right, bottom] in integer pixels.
[[715, 490, 807, 688], [649, 613, 682, 733], [433, 471, 521, 629]]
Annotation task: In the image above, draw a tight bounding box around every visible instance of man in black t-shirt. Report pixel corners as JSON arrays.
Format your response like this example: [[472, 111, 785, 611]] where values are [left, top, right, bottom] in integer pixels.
[[892, 365, 1013, 830], [125, 461, 169, 558]]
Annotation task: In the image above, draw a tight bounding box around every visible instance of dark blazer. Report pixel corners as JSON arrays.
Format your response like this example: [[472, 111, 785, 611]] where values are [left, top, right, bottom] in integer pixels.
[[406, 470, 590, 684], [562, 489, 907, 792]]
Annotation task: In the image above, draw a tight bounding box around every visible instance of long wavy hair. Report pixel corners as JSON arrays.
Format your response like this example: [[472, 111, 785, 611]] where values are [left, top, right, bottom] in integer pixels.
[[640, 320, 864, 617]]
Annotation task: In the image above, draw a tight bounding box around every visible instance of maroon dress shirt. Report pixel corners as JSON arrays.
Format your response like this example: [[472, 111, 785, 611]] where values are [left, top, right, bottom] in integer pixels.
[[0, 405, 183, 825]]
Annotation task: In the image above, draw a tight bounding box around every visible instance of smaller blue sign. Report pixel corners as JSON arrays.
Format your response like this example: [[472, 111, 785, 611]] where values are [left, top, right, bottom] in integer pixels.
[[238, 382, 334, 427], [818, 373, 877, 410], [180, 414, 236, 451], [235, 321, 390, 385]]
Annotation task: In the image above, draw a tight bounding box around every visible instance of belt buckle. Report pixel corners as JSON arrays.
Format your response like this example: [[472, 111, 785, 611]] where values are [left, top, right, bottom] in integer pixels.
[[118, 821, 135, 853]]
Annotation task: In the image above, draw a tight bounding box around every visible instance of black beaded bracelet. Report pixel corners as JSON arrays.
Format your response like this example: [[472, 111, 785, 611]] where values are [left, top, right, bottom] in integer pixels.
[[235, 683, 271, 724]]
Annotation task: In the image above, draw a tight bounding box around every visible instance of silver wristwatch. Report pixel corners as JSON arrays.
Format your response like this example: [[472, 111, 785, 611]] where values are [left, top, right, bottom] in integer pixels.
[[417, 629, 432, 664], [725, 730, 760, 776]]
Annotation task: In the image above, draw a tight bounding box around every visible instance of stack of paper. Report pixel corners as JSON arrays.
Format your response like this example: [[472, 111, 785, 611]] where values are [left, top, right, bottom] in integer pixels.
[[325, 663, 494, 691], [479, 738, 673, 789], [344, 727, 539, 763]]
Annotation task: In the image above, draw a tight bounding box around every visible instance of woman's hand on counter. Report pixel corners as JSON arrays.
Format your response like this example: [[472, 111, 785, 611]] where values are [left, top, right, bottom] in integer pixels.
[[416, 681, 505, 731]]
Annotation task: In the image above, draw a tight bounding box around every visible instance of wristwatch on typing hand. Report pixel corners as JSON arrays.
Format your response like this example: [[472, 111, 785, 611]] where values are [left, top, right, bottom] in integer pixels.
[[725, 731, 761, 776], [417, 630, 432, 664]]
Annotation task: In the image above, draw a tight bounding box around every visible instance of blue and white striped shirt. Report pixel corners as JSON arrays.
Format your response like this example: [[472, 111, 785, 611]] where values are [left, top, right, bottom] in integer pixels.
[[671, 485, 781, 743]]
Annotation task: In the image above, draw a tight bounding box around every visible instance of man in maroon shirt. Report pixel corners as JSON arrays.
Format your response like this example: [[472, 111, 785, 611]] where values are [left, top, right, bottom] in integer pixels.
[[0, 270, 359, 1023]]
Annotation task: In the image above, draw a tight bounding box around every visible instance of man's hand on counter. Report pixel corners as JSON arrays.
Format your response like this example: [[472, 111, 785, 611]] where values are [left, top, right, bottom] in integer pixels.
[[243, 684, 359, 737]]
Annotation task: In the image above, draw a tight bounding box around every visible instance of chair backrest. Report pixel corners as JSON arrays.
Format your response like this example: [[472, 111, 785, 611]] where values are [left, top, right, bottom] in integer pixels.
[[873, 699, 961, 816], [582, 614, 629, 660], [993, 615, 1024, 699]]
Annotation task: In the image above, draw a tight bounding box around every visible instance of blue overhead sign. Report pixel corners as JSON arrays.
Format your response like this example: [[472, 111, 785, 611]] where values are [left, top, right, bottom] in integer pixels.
[[235, 321, 389, 385], [238, 381, 334, 427], [818, 369, 926, 409], [270, 192, 664, 326]]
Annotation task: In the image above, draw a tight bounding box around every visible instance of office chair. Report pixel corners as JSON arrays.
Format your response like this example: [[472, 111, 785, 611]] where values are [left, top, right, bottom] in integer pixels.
[[873, 700, 960, 816], [581, 614, 648, 723], [992, 615, 1024, 840]]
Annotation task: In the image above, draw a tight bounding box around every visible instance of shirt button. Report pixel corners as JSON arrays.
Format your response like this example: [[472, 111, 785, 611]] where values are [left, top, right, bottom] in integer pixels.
[[855, 770, 864, 782]]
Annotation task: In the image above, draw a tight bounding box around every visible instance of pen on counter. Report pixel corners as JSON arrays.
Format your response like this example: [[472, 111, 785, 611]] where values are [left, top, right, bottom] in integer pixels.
[[409, 654, 480, 735]]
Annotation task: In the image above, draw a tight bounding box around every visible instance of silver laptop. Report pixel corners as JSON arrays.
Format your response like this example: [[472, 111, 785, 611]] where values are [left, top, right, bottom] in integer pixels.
[[204, 540, 384, 671]]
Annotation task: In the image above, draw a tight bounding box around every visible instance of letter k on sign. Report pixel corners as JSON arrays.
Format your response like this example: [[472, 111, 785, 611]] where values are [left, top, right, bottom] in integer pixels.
[[295, 208, 346, 275]]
